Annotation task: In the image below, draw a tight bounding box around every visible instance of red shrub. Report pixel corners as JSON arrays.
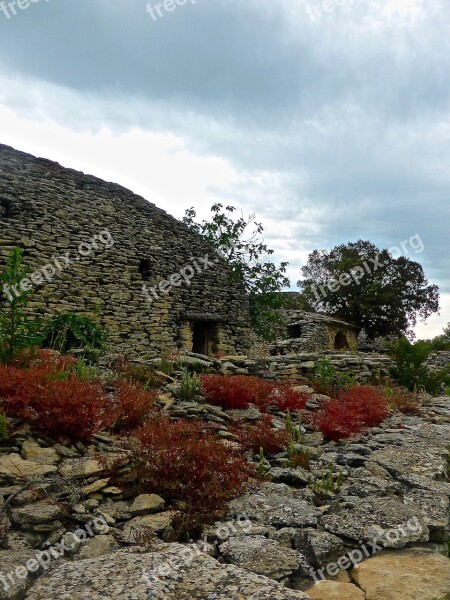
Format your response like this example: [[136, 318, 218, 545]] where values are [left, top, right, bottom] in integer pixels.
[[230, 415, 289, 454], [12, 348, 77, 372], [317, 385, 389, 441], [268, 385, 309, 412], [129, 417, 252, 532], [200, 375, 308, 413], [0, 365, 112, 440], [111, 381, 157, 431]]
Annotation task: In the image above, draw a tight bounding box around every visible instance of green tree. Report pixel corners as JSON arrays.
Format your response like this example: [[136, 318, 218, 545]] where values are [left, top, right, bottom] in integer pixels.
[[428, 322, 450, 351], [0, 247, 43, 363], [183, 204, 290, 340], [298, 240, 439, 338]]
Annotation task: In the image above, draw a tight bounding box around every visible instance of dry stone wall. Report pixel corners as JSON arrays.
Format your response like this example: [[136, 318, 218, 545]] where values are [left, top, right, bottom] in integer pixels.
[[0, 144, 251, 358], [218, 352, 392, 383]]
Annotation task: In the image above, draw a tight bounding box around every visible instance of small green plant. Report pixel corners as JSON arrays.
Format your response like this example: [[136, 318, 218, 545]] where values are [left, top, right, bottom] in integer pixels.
[[256, 447, 266, 478], [285, 411, 303, 443], [0, 413, 8, 442], [73, 358, 100, 381], [42, 313, 107, 353], [179, 369, 202, 401], [313, 357, 355, 396], [308, 464, 345, 504], [157, 348, 184, 375], [314, 358, 336, 388], [0, 247, 43, 363], [285, 441, 310, 470]]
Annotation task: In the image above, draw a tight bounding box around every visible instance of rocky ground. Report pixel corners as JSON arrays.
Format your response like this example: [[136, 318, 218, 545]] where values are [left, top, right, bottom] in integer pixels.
[[0, 391, 449, 599]]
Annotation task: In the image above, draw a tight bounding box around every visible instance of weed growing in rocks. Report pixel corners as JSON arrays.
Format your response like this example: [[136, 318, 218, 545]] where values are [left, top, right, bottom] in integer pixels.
[[256, 447, 267, 479], [112, 356, 166, 389], [179, 369, 202, 401], [285, 441, 310, 470], [308, 464, 345, 505]]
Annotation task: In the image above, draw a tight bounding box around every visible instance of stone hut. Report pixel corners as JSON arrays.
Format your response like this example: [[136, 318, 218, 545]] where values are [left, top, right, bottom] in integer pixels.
[[271, 309, 359, 355], [0, 144, 251, 357]]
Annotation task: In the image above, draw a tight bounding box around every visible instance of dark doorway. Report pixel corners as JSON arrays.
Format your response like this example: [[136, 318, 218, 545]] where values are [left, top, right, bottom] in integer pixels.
[[287, 324, 302, 339], [334, 331, 349, 350], [192, 321, 219, 355]]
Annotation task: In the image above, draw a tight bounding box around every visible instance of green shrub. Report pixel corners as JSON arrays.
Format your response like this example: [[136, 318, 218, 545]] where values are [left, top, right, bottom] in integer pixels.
[[389, 337, 449, 394], [42, 313, 107, 353], [312, 357, 355, 397], [179, 369, 202, 401]]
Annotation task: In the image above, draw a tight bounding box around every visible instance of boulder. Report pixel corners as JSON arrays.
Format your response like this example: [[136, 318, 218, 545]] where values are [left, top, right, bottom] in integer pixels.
[[228, 492, 321, 529], [351, 548, 450, 600], [321, 497, 429, 547], [130, 494, 165, 517], [305, 581, 365, 600], [219, 535, 302, 580], [24, 546, 312, 599]]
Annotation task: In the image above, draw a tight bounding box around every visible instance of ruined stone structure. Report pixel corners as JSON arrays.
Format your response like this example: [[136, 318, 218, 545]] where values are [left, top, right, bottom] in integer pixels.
[[0, 144, 251, 357], [271, 309, 359, 355]]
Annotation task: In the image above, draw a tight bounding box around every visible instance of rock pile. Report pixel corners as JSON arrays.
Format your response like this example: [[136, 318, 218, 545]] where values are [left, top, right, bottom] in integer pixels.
[[0, 394, 449, 599]]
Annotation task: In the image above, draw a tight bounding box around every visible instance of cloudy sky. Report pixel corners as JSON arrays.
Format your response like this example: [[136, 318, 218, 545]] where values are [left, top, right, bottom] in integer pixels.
[[0, 0, 448, 338]]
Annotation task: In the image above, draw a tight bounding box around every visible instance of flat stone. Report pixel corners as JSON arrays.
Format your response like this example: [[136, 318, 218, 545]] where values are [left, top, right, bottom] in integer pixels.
[[228, 492, 321, 529], [24, 546, 311, 599], [81, 479, 110, 495], [76, 534, 119, 560], [352, 548, 450, 600], [21, 441, 60, 466], [0, 454, 57, 480], [122, 512, 176, 542], [305, 581, 365, 600], [11, 501, 62, 526], [219, 535, 301, 581], [130, 494, 165, 517], [371, 447, 448, 480], [321, 497, 429, 547], [58, 457, 105, 480], [269, 467, 310, 487]]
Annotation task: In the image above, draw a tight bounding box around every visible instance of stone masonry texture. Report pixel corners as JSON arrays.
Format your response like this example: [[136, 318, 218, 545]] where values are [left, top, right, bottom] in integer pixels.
[[0, 144, 251, 358]]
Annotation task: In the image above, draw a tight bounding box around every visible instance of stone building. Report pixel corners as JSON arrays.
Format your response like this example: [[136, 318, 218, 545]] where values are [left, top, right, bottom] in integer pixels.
[[271, 309, 359, 355], [0, 144, 250, 357]]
